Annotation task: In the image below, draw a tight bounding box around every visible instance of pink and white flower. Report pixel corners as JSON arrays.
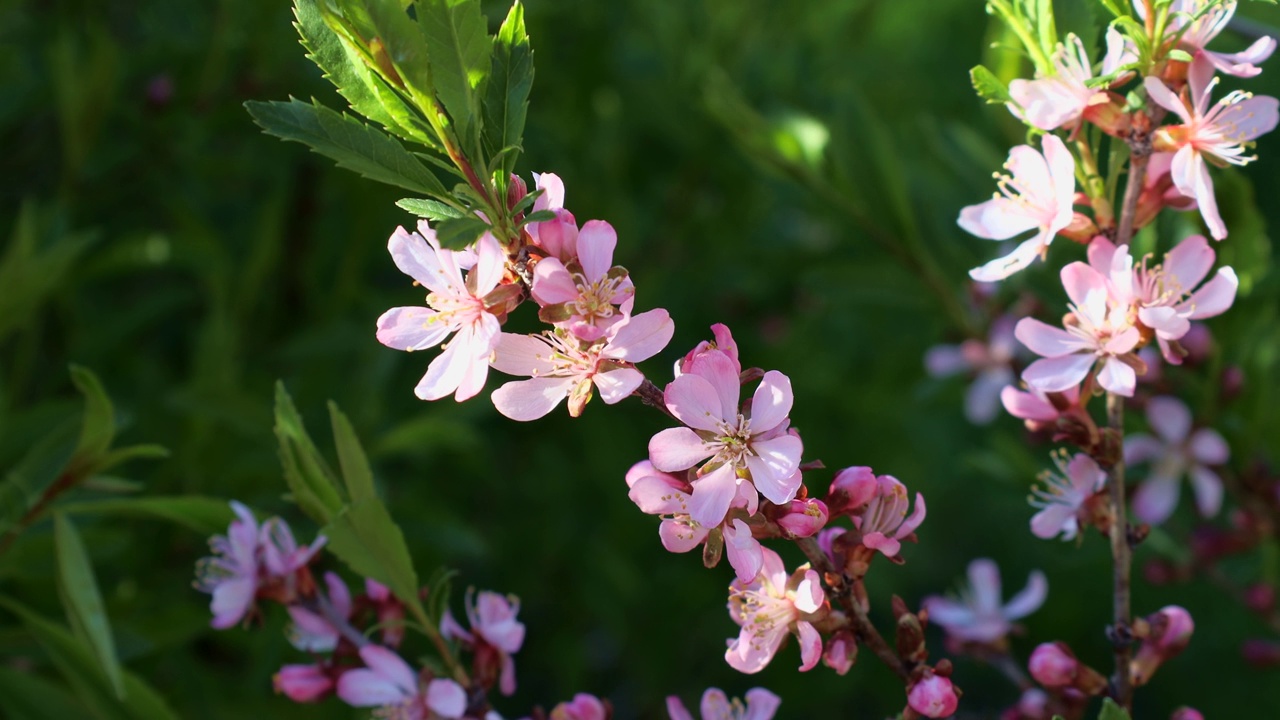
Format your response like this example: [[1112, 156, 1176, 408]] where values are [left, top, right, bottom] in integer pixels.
[[526, 172, 578, 262], [845, 473, 926, 558], [907, 673, 960, 719], [1029, 452, 1106, 541], [959, 135, 1076, 281], [625, 460, 763, 583], [1087, 236, 1237, 363], [725, 548, 826, 674], [1000, 383, 1083, 431], [1126, 396, 1229, 525], [925, 315, 1019, 424], [274, 663, 334, 703], [648, 337, 803, 527], [1008, 34, 1105, 130], [1137, 0, 1277, 77], [489, 309, 674, 421], [287, 572, 352, 652], [337, 645, 466, 719], [260, 516, 327, 585], [549, 694, 608, 720], [924, 558, 1048, 644], [532, 220, 636, 341], [1015, 261, 1142, 396], [375, 222, 508, 401], [666, 687, 781, 720], [1146, 54, 1280, 239], [441, 590, 525, 696], [196, 501, 261, 629]]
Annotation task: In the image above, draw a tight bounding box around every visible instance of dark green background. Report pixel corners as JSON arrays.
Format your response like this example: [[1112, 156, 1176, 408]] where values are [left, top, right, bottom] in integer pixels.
[[2, 0, 1278, 717]]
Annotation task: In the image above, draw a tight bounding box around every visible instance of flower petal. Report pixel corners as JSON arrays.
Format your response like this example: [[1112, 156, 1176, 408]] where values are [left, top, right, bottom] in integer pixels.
[[746, 435, 804, 505], [1015, 318, 1087, 358], [1134, 474, 1182, 525], [1163, 234, 1214, 291], [1003, 570, 1048, 620], [1023, 354, 1097, 392], [490, 333, 558, 377], [530, 258, 579, 306], [649, 426, 715, 472], [689, 462, 739, 527], [1180, 267, 1237, 319], [796, 621, 823, 672], [491, 377, 574, 421], [388, 226, 452, 293], [1190, 428, 1229, 464], [1147, 396, 1192, 443], [1096, 357, 1137, 396], [605, 308, 674, 362], [576, 220, 617, 282], [594, 368, 644, 404], [749, 371, 794, 434], [664, 372, 726, 431], [970, 236, 1048, 282], [958, 198, 1039, 241]]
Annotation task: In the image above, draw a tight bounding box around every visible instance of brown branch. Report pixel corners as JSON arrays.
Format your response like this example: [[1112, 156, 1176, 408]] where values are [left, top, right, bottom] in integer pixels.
[[1104, 392, 1134, 709], [0, 468, 82, 558]]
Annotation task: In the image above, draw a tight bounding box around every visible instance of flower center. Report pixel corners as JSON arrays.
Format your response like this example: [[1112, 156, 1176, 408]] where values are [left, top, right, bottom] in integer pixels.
[[570, 271, 628, 323], [709, 414, 755, 468]]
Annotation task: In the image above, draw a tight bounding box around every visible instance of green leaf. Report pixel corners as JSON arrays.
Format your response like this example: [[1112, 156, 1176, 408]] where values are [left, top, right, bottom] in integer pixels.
[[0, 666, 91, 720], [396, 197, 466, 219], [0, 418, 77, 536], [245, 98, 447, 196], [0, 599, 179, 720], [349, 0, 438, 105], [94, 444, 169, 474], [1098, 698, 1132, 720], [328, 402, 376, 504], [322, 499, 430, 627], [69, 366, 114, 462], [1167, 48, 1194, 62], [520, 209, 556, 225], [1056, 0, 1099, 58], [433, 215, 490, 250], [0, 203, 96, 344], [57, 496, 235, 536], [970, 65, 1013, 105], [54, 514, 124, 699], [274, 382, 345, 525], [482, 1, 533, 176], [418, 0, 494, 144], [294, 0, 403, 133]]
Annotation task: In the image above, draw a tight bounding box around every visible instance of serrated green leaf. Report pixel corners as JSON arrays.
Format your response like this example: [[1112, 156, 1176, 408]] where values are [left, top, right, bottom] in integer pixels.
[[328, 402, 375, 504], [970, 65, 1013, 105], [419, 0, 493, 144], [434, 215, 490, 250], [351, 0, 437, 104], [0, 666, 91, 720], [245, 98, 446, 196], [1056, 0, 1099, 58], [294, 0, 400, 132], [322, 499, 429, 627], [274, 382, 345, 526], [520, 209, 556, 225], [482, 1, 533, 176], [1098, 698, 1132, 720], [57, 496, 234, 536], [396, 197, 466, 219], [54, 514, 124, 699], [69, 366, 114, 462]]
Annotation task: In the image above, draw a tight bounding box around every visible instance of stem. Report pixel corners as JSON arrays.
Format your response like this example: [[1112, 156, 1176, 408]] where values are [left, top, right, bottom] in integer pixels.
[[1114, 148, 1149, 248], [795, 536, 910, 681], [1105, 392, 1134, 709], [0, 469, 81, 558], [632, 379, 677, 420]]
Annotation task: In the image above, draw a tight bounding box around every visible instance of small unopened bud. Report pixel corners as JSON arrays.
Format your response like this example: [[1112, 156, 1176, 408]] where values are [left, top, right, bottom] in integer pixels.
[[1028, 642, 1077, 687], [1170, 708, 1204, 720], [907, 673, 960, 719], [1058, 212, 1099, 244], [822, 630, 857, 675], [507, 173, 528, 211], [1083, 92, 1131, 138], [1245, 583, 1275, 614], [1242, 638, 1280, 668], [825, 466, 878, 515], [273, 664, 333, 703], [1222, 365, 1244, 400], [1131, 605, 1195, 685], [895, 601, 927, 665], [777, 498, 829, 538], [1015, 688, 1049, 719]]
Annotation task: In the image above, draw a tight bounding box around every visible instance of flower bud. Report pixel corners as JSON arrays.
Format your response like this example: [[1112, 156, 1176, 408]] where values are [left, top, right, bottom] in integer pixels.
[[822, 630, 857, 675], [549, 693, 610, 720], [1028, 642, 1077, 687], [506, 173, 528, 211], [1131, 605, 1195, 685], [1242, 638, 1280, 668], [907, 674, 960, 719], [826, 466, 877, 515], [1245, 583, 1275, 614], [777, 498, 829, 538], [273, 664, 333, 703], [1082, 91, 1130, 138], [1170, 708, 1204, 720]]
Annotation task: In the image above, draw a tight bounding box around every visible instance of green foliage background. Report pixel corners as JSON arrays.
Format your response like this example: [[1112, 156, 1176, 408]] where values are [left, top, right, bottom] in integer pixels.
[[2, 0, 1279, 717]]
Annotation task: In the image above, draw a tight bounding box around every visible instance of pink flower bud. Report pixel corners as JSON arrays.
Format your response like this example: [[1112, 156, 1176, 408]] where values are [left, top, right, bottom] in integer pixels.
[[550, 693, 609, 720], [273, 664, 333, 703], [1245, 583, 1275, 614], [777, 498, 829, 537], [426, 679, 467, 718], [1150, 605, 1195, 656], [1242, 638, 1280, 668], [507, 173, 528, 210], [1028, 642, 1077, 687], [821, 630, 857, 675], [826, 466, 878, 515], [907, 674, 959, 718], [1170, 708, 1204, 720]]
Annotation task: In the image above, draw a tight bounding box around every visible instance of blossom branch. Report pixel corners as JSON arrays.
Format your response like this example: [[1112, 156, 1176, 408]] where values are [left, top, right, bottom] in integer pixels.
[[1104, 391, 1134, 709]]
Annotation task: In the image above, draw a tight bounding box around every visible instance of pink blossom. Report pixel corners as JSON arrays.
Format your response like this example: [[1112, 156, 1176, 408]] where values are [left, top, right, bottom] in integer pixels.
[[274, 664, 334, 703], [648, 342, 803, 527], [1028, 642, 1079, 687], [532, 220, 636, 341], [526, 173, 578, 262], [489, 309, 674, 421], [1000, 383, 1082, 430], [1146, 54, 1280, 239], [775, 498, 829, 538], [1008, 34, 1104, 130], [1126, 396, 1229, 525], [821, 630, 857, 675], [375, 222, 507, 401], [1088, 236, 1237, 364], [1102, 26, 1140, 77], [1030, 452, 1105, 541], [666, 688, 781, 720], [846, 473, 926, 558], [725, 548, 825, 674], [1132, 605, 1195, 684], [959, 135, 1076, 281], [287, 572, 352, 652], [336, 645, 438, 718], [907, 674, 960, 718], [678, 323, 740, 375], [550, 694, 608, 720], [924, 558, 1048, 644], [366, 578, 407, 647], [196, 501, 261, 629], [925, 316, 1018, 424], [1015, 261, 1142, 396], [441, 590, 525, 696], [259, 516, 326, 587], [625, 460, 763, 583], [1136, 0, 1277, 77], [825, 466, 880, 516]]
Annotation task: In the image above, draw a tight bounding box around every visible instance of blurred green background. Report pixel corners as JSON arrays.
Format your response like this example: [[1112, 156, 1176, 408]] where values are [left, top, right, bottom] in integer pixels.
[[2, 0, 1280, 717]]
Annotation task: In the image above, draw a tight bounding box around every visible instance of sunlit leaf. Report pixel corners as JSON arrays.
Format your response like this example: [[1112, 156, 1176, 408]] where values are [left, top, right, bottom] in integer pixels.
[[54, 514, 124, 699]]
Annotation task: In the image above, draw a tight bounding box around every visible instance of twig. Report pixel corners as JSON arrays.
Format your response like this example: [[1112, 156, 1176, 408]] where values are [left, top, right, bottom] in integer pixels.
[[1104, 392, 1134, 709]]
